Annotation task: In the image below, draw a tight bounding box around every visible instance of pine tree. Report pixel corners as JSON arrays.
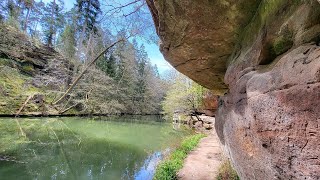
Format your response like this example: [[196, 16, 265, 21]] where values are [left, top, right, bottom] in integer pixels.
[[75, 0, 101, 36], [135, 43, 148, 112], [59, 24, 76, 59], [6, 0, 21, 28], [0, 1, 6, 21], [19, 0, 35, 31], [27, 1, 44, 37], [41, 0, 65, 46]]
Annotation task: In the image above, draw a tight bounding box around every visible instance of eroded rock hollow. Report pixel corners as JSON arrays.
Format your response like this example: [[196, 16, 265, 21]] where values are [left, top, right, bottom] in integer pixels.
[[147, 0, 320, 179]]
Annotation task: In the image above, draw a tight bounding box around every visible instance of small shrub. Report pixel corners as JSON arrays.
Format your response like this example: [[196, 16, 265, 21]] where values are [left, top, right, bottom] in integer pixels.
[[216, 160, 240, 180]]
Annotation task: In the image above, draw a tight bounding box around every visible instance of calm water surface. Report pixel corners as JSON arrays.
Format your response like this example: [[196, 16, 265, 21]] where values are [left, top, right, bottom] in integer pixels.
[[0, 116, 191, 180]]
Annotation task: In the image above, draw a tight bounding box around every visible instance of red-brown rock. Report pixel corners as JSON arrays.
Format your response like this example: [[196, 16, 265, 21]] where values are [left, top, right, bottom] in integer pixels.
[[200, 92, 219, 117], [216, 44, 320, 179], [147, 0, 320, 179]]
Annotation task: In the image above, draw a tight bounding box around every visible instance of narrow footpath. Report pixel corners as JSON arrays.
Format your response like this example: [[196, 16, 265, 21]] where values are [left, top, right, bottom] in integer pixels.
[[177, 127, 223, 180]]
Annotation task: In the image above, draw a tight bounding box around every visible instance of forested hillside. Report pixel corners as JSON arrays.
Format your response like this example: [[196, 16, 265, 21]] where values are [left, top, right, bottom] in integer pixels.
[[0, 0, 168, 115], [0, 0, 208, 116]]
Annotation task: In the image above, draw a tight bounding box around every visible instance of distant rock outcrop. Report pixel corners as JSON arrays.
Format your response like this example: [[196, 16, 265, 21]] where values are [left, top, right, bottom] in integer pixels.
[[0, 25, 68, 76], [148, 0, 320, 179], [0, 24, 70, 115]]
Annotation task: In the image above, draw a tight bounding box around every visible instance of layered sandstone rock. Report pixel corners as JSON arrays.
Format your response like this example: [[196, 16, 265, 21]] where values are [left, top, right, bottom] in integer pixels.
[[217, 44, 320, 179], [200, 92, 219, 117], [148, 0, 320, 179], [147, 0, 262, 94]]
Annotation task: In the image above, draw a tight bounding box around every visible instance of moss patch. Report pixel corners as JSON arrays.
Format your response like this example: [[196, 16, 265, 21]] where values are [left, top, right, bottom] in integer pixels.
[[231, 0, 302, 64], [272, 36, 294, 56], [21, 64, 35, 75], [0, 64, 42, 114]]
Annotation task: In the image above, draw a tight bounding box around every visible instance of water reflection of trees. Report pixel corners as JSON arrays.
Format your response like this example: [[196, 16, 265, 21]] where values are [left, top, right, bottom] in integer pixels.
[[0, 117, 186, 179]]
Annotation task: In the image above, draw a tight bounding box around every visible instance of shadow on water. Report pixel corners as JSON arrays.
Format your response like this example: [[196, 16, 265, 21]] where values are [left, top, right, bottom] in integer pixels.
[[0, 116, 190, 180]]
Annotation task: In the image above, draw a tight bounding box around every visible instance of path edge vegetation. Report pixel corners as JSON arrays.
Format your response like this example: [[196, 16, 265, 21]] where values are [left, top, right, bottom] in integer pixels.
[[216, 160, 240, 180], [153, 133, 206, 180]]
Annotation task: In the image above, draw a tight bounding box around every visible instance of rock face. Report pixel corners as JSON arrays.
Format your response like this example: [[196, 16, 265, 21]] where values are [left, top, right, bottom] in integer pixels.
[[0, 25, 63, 75], [200, 92, 219, 117], [148, 0, 320, 179], [147, 0, 261, 94], [0, 24, 70, 115], [217, 44, 320, 179]]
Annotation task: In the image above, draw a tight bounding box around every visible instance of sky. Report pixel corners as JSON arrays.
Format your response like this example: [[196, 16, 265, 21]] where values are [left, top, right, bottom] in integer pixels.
[[39, 0, 173, 74]]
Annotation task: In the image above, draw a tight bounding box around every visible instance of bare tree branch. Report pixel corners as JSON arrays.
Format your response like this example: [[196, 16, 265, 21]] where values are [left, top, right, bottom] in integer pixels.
[[124, 1, 146, 17], [99, 0, 144, 21]]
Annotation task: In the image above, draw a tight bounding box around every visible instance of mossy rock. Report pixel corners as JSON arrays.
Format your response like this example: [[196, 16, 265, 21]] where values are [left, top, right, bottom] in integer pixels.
[[21, 64, 35, 75], [272, 36, 294, 56]]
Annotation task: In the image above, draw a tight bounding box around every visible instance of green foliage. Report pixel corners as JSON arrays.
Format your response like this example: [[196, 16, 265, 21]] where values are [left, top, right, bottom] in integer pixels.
[[0, 0, 166, 116], [0, 58, 12, 66], [154, 134, 206, 180], [6, 16, 20, 29], [0, 65, 41, 114], [75, 0, 101, 36], [59, 24, 76, 59], [162, 72, 207, 120], [216, 160, 240, 180], [41, 0, 65, 46]]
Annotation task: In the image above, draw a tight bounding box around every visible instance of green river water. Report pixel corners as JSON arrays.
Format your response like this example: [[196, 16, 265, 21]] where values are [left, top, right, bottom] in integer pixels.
[[0, 116, 191, 180]]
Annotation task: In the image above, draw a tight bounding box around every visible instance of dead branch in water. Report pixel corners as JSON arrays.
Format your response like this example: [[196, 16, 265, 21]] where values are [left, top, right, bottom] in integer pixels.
[[14, 119, 26, 138], [50, 127, 77, 179], [15, 94, 34, 138]]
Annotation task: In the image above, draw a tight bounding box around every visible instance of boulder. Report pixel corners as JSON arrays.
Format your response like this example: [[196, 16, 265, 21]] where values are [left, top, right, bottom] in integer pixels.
[[199, 115, 215, 124]]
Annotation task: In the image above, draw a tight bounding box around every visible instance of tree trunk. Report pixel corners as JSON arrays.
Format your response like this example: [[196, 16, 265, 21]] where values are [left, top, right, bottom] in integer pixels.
[[23, 8, 30, 32]]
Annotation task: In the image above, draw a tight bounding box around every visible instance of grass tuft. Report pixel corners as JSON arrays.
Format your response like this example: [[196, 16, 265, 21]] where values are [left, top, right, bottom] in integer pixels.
[[216, 160, 240, 180], [153, 133, 206, 180]]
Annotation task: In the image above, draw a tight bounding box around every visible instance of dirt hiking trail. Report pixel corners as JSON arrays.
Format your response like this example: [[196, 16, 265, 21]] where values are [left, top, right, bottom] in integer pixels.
[[177, 129, 223, 180]]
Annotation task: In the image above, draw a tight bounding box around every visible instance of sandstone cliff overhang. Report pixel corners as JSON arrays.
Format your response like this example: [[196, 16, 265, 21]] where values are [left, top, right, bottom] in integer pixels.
[[147, 0, 320, 179], [147, 0, 320, 94]]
